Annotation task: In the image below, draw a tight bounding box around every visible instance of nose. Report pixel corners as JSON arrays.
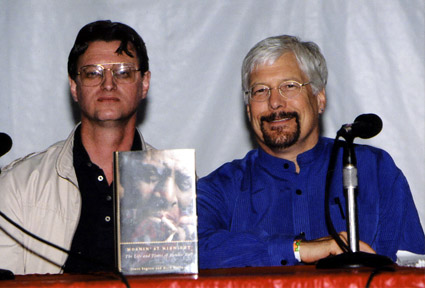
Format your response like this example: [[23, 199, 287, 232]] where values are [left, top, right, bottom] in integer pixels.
[[100, 69, 117, 90], [268, 87, 287, 110], [155, 176, 178, 207]]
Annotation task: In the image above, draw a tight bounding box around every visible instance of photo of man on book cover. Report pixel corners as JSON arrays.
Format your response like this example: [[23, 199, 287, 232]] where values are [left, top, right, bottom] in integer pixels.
[[115, 149, 198, 274], [118, 150, 196, 243]]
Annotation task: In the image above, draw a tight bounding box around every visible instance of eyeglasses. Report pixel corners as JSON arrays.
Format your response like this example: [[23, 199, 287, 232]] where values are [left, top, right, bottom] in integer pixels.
[[246, 80, 310, 102], [77, 63, 141, 86]]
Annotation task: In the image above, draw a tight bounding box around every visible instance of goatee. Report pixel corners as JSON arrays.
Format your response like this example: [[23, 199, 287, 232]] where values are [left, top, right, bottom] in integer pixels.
[[260, 111, 300, 149]]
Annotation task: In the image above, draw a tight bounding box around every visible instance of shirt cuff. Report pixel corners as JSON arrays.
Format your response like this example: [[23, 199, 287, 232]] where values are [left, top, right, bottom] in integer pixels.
[[268, 235, 300, 266]]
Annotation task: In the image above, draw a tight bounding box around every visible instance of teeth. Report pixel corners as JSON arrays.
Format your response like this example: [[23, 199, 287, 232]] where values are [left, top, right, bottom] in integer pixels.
[[272, 117, 289, 122]]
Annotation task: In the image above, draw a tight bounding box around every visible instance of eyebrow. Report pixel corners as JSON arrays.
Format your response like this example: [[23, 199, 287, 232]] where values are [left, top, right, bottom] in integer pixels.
[[81, 62, 136, 67], [250, 79, 303, 87]]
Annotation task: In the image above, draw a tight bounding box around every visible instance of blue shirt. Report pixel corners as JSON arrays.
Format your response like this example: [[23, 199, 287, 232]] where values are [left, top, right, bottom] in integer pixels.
[[197, 137, 425, 268]]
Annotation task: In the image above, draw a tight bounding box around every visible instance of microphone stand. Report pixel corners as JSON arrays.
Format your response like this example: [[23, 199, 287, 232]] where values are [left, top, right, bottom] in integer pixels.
[[316, 136, 393, 269], [343, 137, 359, 253]]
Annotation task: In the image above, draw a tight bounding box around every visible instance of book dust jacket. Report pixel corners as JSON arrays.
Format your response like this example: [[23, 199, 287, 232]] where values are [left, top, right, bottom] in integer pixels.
[[114, 149, 198, 275]]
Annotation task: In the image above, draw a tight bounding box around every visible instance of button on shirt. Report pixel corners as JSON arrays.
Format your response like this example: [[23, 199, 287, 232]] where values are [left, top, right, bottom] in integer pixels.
[[196, 137, 425, 269], [63, 126, 142, 273]]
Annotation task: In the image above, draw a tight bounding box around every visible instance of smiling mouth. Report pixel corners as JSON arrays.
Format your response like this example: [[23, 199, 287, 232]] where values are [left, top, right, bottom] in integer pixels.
[[261, 111, 298, 124], [270, 117, 292, 123]]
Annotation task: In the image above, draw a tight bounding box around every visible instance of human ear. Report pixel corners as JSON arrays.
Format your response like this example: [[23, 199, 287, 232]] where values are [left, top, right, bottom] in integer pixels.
[[246, 104, 252, 122], [69, 76, 79, 103], [317, 89, 326, 114], [141, 71, 151, 100]]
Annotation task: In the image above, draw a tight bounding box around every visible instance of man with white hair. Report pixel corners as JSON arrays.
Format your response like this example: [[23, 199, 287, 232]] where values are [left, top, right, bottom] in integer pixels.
[[197, 35, 425, 268]]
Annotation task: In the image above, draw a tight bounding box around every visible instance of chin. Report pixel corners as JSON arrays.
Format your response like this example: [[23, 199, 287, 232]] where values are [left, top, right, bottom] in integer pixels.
[[95, 110, 129, 122], [262, 130, 300, 150]]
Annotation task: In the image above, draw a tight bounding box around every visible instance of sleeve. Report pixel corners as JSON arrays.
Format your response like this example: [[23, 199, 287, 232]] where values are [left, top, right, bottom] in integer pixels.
[[196, 169, 299, 269], [374, 151, 425, 260], [0, 169, 26, 274]]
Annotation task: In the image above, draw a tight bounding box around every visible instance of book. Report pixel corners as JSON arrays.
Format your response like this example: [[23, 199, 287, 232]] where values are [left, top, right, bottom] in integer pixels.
[[113, 149, 198, 275]]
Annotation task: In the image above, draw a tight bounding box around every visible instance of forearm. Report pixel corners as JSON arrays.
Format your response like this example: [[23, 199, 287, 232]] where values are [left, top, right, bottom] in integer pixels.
[[198, 229, 299, 268]]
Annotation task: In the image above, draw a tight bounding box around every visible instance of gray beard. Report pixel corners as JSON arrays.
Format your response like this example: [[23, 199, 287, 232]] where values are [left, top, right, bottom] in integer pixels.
[[260, 112, 300, 150]]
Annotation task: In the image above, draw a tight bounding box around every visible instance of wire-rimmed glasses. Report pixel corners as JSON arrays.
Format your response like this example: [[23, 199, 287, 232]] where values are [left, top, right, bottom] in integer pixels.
[[246, 80, 310, 102], [77, 63, 141, 86]]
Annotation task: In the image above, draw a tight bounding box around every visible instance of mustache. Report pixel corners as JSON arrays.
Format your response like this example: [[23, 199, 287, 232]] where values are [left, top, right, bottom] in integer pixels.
[[260, 111, 298, 122]]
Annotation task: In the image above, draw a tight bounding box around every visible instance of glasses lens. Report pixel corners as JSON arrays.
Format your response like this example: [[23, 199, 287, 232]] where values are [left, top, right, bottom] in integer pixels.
[[112, 64, 136, 83], [80, 65, 103, 86], [279, 81, 302, 98], [250, 85, 270, 101]]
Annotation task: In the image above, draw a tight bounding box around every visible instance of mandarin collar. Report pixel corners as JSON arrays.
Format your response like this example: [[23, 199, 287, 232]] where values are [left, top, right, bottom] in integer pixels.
[[257, 137, 326, 174]]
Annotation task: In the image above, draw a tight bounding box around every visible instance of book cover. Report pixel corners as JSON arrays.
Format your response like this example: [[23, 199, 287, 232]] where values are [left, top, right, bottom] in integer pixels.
[[114, 149, 198, 275]]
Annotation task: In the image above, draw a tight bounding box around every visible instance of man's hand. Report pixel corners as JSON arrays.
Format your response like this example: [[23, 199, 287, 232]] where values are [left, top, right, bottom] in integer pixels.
[[299, 232, 376, 263]]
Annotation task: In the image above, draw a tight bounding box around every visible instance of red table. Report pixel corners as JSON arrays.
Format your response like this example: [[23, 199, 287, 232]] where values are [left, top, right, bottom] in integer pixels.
[[1, 265, 424, 288]]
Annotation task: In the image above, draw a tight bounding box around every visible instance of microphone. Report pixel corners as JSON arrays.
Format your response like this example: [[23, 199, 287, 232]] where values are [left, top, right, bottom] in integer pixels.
[[0, 133, 13, 157], [337, 114, 382, 140], [0, 210, 130, 286]]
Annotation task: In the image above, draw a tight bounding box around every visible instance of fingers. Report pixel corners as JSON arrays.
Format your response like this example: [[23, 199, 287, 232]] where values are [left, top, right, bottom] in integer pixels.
[[330, 234, 345, 255], [299, 235, 344, 263], [359, 240, 376, 254], [299, 232, 375, 263], [338, 231, 348, 241], [338, 231, 375, 254]]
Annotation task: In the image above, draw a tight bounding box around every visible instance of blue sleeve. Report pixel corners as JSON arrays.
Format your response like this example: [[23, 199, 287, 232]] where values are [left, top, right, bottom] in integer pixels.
[[196, 169, 299, 269], [357, 147, 425, 260], [375, 157, 425, 258]]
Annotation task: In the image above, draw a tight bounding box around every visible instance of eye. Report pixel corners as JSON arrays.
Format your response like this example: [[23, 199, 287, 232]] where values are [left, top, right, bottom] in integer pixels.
[[114, 68, 132, 79], [251, 85, 269, 97], [83, 68, 102, 79], [142, 165, 160, 183], [175, 171, 192, 191], [281, 82, 300, 91]]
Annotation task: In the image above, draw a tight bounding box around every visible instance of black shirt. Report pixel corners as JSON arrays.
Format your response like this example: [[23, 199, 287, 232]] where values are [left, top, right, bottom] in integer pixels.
[[63, 126, 142, 273]]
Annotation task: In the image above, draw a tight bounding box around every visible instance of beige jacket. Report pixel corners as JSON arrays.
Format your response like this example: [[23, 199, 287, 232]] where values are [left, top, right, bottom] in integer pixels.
[[0, 125, 152, 275]]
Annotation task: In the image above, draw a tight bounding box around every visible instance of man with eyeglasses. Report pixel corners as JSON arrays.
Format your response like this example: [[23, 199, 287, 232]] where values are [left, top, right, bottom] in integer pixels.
[[0, 20, 154, 274], [196, 35, 424, 268]]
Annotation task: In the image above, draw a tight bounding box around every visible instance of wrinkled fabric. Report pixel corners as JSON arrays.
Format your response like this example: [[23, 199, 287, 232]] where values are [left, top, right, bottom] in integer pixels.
[[1, 1, 424, 231], [0, 125, 153, 275], [197, 137, 425, 268]]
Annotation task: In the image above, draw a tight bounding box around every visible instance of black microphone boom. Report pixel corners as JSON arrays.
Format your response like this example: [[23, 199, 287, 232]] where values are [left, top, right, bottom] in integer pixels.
[[317, 113, 393, 269], [337, 114, 383, 140], [0, 133, 13, 158]]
